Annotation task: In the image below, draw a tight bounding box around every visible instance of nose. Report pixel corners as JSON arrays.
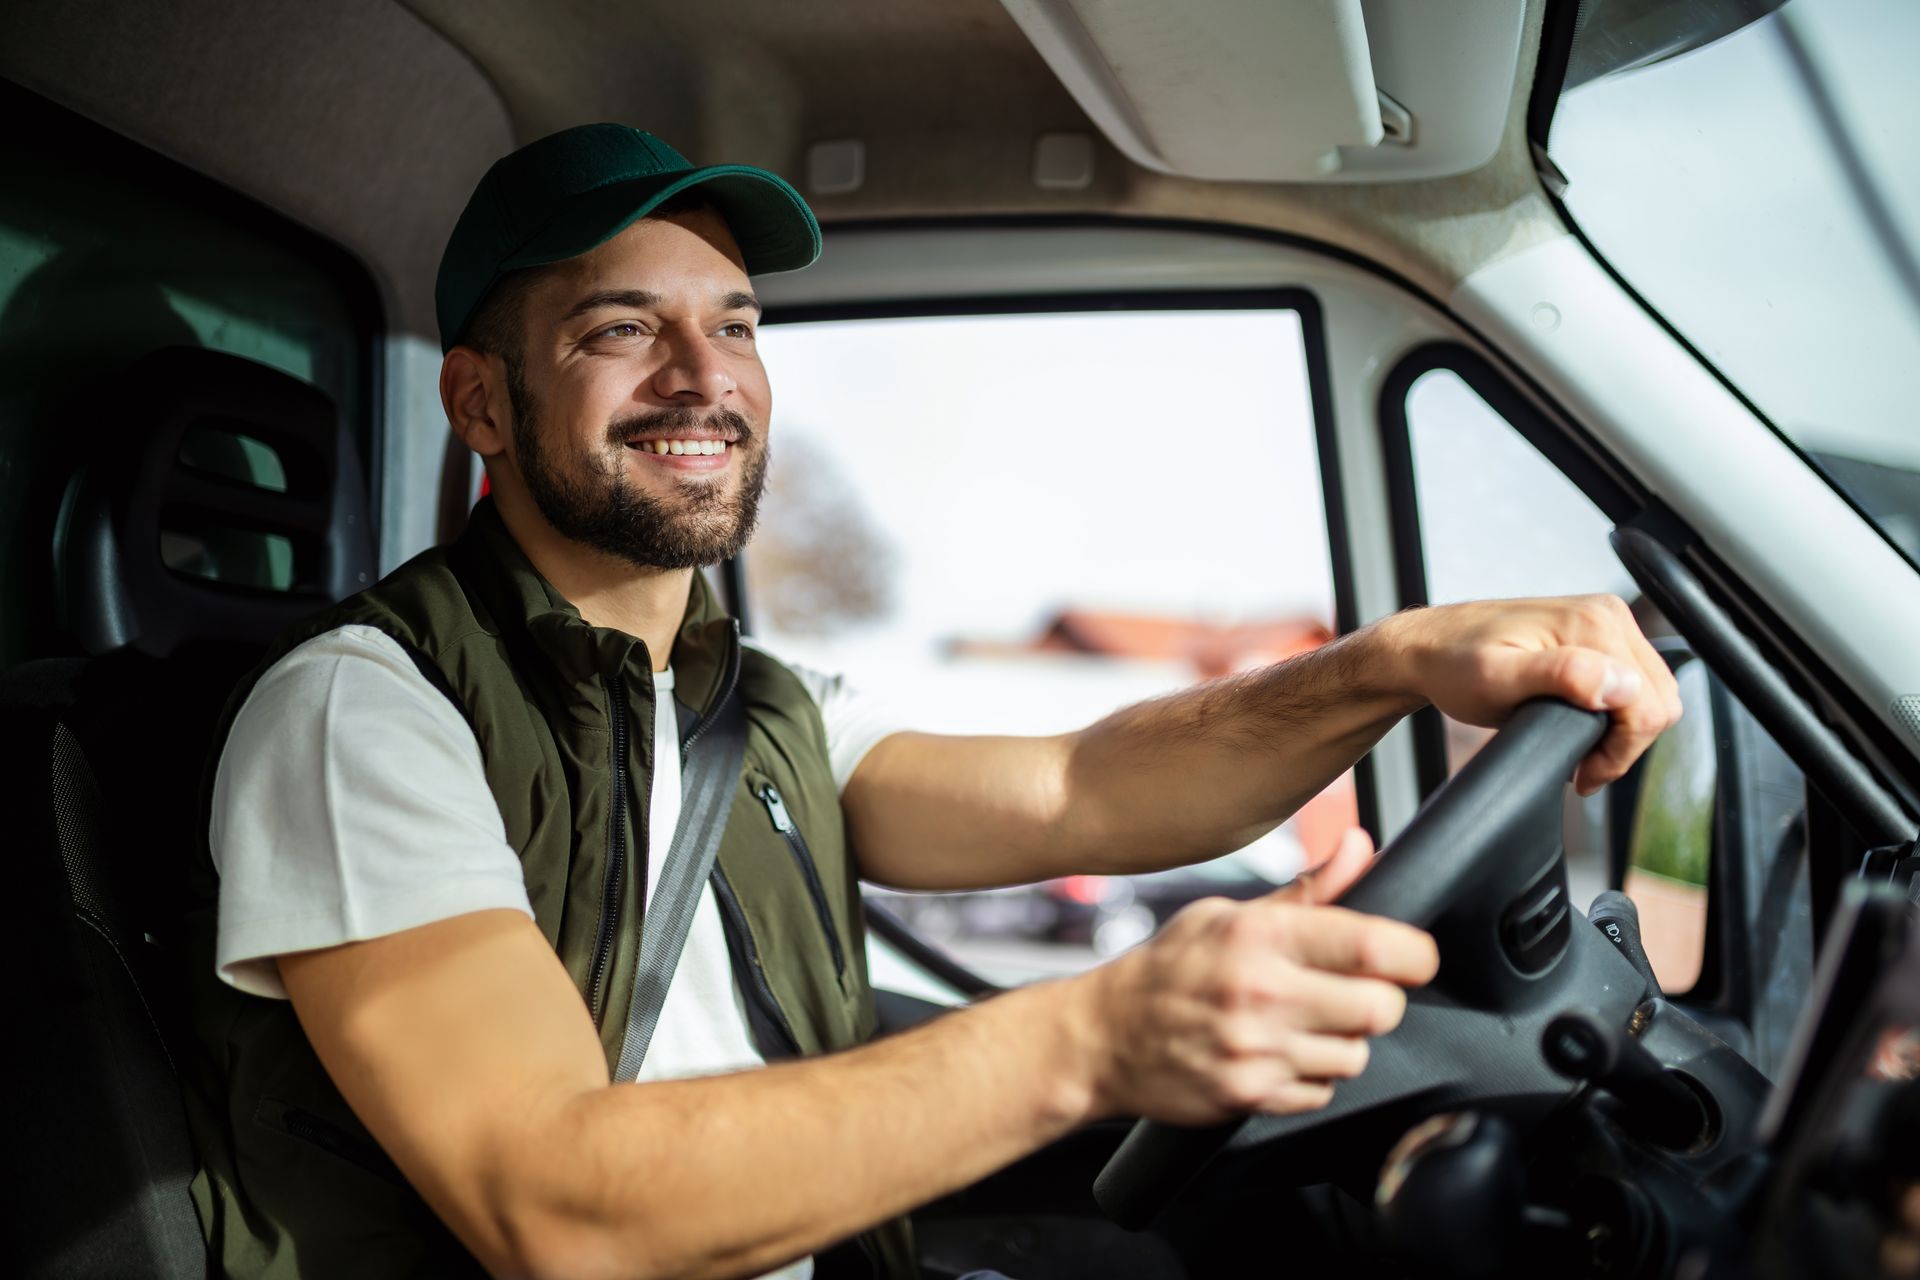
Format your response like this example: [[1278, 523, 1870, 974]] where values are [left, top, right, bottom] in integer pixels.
[[649, 324, 734, 404]]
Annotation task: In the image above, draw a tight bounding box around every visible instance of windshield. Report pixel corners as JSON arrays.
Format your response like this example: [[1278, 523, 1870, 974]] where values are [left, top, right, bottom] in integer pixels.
[[1551, 0, 1920, 564]]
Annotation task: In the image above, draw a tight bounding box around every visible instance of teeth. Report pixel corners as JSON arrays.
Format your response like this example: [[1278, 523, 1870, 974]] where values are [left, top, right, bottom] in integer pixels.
[[638, 439, 729, 455]]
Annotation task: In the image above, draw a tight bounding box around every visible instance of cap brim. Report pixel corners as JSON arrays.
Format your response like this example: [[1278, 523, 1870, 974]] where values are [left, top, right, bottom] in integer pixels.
[[502, 164, 821, 278]]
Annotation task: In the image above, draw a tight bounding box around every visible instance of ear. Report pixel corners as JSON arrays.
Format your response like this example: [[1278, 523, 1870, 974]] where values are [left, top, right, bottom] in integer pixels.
[[441, 346, 512, 460]]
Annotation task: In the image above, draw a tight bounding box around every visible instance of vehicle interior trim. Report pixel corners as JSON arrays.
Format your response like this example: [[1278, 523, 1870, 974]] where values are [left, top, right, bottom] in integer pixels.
[[1614, 522, 1913, 847], [1454, 235, 1920, 780]]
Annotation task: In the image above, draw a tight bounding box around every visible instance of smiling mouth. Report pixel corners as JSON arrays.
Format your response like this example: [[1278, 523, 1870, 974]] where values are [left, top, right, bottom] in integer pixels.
[[625, 438, 733, 456]]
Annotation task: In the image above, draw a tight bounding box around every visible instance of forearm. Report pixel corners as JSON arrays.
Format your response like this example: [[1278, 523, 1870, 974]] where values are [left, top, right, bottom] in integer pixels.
[[496, 978, 1097, 1280], [849, 620, 1422, 889], [1059, 622, 1422, 874]]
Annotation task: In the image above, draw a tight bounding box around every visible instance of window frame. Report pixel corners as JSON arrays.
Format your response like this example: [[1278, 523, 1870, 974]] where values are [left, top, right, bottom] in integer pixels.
[[747, 286, 1374, 835], [1377, 341, 1642, 797], [1375, 341, 1839, 1026], [1376, 337, 1914, 851]]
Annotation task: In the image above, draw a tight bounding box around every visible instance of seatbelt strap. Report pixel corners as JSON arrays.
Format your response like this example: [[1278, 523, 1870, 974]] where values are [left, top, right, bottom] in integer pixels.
[[615, 644, 748, 1081]]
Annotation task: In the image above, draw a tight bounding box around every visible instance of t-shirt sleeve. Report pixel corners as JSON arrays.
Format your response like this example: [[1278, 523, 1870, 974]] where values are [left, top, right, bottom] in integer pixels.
[[209, 624, 533, 998], [744, 640, 907, 792]]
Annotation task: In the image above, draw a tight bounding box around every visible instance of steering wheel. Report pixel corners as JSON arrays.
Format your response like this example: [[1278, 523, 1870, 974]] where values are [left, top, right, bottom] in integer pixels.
[[1092, 698, 1655, 1227]]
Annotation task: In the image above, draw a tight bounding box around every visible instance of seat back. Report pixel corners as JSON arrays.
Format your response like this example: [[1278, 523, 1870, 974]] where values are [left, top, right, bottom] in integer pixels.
[[0, 347, 374, 1276]]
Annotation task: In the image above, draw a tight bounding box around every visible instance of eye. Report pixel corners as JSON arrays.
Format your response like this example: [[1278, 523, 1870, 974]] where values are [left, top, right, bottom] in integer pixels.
[[595, 322, 646, 340], [718, 321, 755, 340]]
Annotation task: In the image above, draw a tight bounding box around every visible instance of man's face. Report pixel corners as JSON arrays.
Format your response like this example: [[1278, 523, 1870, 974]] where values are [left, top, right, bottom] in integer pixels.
[[501, 207, 773, 570]]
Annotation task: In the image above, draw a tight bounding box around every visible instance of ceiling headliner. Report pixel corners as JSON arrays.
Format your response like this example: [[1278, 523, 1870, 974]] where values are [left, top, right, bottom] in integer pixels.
[[1, 0, 1563, 337]]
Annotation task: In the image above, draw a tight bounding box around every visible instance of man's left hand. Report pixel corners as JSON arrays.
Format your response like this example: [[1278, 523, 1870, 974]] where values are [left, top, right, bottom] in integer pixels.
[[1376, 594, 1684, 795]]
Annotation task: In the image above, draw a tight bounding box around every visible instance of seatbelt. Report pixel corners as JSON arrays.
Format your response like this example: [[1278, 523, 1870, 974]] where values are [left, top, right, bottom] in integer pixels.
[[614, 657, 748, 1081]]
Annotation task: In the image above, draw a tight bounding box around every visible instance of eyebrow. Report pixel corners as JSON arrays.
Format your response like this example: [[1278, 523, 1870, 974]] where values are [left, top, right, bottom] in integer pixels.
[[561, 288, 763, 324]]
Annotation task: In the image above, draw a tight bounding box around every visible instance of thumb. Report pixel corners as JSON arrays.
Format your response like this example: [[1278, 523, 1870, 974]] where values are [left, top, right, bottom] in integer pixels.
[[1482, 644, 1642, 715], [1273, 826, 1376, 906]]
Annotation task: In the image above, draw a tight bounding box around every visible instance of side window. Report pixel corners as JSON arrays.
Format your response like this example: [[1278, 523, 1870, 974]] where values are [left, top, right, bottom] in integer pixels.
[[0, 83, 378, 668], [748, 306, 1352, 984], [1403, 369, 1638, 771], [1395, 359, 1810, 1043]]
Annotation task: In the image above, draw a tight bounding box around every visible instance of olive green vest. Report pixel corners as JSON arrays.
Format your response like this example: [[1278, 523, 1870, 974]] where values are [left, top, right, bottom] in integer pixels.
[[181, 499, 916, 1278]]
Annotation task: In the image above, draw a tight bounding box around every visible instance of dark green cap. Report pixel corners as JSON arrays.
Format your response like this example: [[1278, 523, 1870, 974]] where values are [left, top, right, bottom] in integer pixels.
[[435, 123, 821, 352]]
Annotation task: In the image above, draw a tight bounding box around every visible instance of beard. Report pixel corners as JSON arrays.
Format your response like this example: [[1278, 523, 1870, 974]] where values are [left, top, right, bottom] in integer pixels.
[[510, 383, 768, 571]]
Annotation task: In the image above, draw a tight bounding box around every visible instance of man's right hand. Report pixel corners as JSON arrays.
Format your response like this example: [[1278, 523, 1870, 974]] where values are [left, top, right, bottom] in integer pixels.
[[1067, 827, 1440, 1126]]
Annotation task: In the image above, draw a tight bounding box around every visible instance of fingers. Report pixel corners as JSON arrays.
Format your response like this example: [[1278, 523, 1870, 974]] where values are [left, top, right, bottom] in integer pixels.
[[1261, 964, 1412, 1037], [1265, 903, 1440, 987], [1487, 642, 1638, 715], [1214, 1014, 1374, 1076], [1475, 595, 1683, 796], [1256, 1080, 1339, 1115], [1107, 896, 1438, 1127], [1274, 827, 1375, 906], [1203, 1031, 1369, 1115], [1580, 605, 1685, 795], [1564, 654, 1671, 795], [1621, 601, 1686, 725]]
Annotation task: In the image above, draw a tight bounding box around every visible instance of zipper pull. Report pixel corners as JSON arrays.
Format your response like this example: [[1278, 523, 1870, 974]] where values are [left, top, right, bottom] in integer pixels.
[[759, 782, 796, 833]]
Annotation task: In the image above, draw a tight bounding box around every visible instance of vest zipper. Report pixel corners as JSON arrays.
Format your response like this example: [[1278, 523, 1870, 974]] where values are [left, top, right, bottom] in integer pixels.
[[587, 673, 631, 1025], [711, 865, 803, 1058], [758, 782, 847, 977], [699, 626, 809, 1058], [678, 622, 742, 760]]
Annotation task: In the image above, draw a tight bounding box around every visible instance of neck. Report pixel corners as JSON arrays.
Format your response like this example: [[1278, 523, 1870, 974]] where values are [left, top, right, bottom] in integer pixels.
[[491, 487, 691, 671]]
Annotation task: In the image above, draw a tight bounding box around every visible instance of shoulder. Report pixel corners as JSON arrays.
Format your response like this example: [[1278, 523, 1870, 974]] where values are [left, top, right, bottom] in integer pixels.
[[335, 544, 491, 658], [221, 546, 492, 735], [741, 638, 841, 712], [739, 638, 907, 793], [231, 624, 467, 745], [737, 639, 831, 751]]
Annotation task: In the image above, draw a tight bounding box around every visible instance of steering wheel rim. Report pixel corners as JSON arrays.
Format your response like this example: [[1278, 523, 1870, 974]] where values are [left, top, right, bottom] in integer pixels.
[[1092, 698, 1629, 1227]]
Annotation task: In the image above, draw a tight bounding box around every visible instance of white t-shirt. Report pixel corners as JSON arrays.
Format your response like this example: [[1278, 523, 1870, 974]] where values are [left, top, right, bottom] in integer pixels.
[[209, 624, 900, 1280]]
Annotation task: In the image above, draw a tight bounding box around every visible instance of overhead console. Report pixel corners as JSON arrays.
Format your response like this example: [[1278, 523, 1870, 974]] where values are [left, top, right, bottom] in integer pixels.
[[997, 0, 1528, 183]]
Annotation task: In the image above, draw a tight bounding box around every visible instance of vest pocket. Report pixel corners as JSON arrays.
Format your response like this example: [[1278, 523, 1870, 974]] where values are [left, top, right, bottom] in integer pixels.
[[254, 1096, 408, 1188], [755, 779, 847, 978]]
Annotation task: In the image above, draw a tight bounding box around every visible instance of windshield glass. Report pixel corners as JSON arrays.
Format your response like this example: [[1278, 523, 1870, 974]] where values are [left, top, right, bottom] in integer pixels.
[[1551, 0, 1920, 564]]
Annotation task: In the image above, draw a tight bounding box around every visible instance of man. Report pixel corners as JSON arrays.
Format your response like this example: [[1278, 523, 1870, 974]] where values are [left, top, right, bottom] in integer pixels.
[[183, 124, 1680, 1279]]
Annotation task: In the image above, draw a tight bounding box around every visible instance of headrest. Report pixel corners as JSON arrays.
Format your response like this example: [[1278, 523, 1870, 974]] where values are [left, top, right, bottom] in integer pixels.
[[55, 347, 376, 657]]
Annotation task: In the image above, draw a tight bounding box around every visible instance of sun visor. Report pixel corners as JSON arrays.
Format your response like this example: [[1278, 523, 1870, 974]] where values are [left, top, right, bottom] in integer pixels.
[[999, 0, 1526, 184]]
